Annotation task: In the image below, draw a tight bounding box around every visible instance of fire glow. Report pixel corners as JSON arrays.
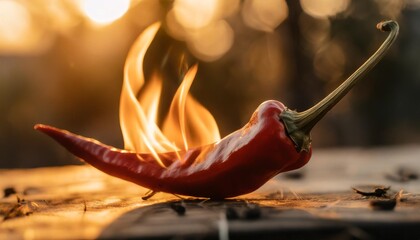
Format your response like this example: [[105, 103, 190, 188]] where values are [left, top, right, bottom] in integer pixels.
[[35, 20, 398, 199], [119, 23, 220, 167]]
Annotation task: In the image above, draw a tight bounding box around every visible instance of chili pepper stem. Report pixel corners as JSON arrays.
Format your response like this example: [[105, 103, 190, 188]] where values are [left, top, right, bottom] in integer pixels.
[[281, 20, 399, 152]]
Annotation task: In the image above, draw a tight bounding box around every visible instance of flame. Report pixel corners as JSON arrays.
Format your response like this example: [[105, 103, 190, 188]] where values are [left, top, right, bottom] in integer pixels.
[[119, 23, 220, 167]]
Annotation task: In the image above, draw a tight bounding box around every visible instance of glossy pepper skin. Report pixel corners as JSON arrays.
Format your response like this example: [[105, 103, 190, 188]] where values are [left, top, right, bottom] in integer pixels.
[[35, 100, 310, 199], [35, 20, 398, 199]]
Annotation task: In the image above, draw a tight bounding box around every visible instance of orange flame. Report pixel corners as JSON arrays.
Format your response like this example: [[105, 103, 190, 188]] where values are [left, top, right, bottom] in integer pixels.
[[119, 23, 220, 167]]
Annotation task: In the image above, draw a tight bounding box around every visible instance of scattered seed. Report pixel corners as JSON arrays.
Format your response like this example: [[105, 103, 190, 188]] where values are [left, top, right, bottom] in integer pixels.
[[386, 167, 418, 182], [170, 202, 186, 216], [3, 187, 16, 198], [352, 186, 390, 197], [284, 170, 305, 180]]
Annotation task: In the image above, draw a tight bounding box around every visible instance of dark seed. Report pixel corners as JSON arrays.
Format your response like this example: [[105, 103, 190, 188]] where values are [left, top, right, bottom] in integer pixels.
[[386, 167, 418, 182], [170, 203, 186, 216], [374, 188, 388, 196], [399, 168, 418, 180], [284, 171, 304, 180], [352, 186, 390, 197], [3, 187, 17, 198]]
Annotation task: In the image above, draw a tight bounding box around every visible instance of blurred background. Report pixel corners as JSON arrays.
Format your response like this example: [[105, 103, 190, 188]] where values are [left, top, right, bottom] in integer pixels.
[[0, 0, 419, 168]]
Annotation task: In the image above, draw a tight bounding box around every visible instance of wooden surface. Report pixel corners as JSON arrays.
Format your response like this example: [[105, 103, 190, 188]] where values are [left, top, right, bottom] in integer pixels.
[[1, 145, 420, 239]]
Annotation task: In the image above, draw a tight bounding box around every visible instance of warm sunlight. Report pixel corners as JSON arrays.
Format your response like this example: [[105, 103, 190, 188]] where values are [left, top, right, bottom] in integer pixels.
[[0, 0, 32, 52], [173, 0, 220, 29], [300, 0, 350, 18], [80, 0, 130, 25], [242, 0, 289, 32]]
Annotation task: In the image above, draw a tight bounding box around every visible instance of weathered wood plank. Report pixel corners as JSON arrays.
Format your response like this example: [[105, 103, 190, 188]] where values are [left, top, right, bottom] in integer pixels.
[[1, 146, 420, 239]]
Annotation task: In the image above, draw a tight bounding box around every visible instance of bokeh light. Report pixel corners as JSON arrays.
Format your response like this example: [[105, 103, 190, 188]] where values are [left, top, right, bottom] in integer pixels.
[[374, 0, 405, 18], [173, 0, 220, 30], [313, 41, 346, 83], [166, 9, 189, 41], [44, 0, 81, 32], [242, 0, 288, 32], [243, 32, 285, 93], [79, 0, 130, 25], [167, 0, 239, 61], [0, 0, 32, 52], [300, 0, 350, 19], [187, 20, 234, 61], [299, 15, 331, 49]]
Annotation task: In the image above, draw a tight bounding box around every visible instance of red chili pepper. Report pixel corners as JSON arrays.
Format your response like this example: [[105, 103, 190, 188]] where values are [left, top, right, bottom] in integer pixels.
[[35, 21, 398, 199]]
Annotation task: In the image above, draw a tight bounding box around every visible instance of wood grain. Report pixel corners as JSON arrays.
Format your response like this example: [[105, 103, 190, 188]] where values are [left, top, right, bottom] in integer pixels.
[[1, 145, 420, 239]]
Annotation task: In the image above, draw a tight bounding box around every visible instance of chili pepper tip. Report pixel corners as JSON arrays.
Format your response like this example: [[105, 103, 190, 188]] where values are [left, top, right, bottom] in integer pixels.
[[34, 124, 60, 133], [34, 124, 46, 130], [34, 124, 53, 135], [34, 124, 71, 142]]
